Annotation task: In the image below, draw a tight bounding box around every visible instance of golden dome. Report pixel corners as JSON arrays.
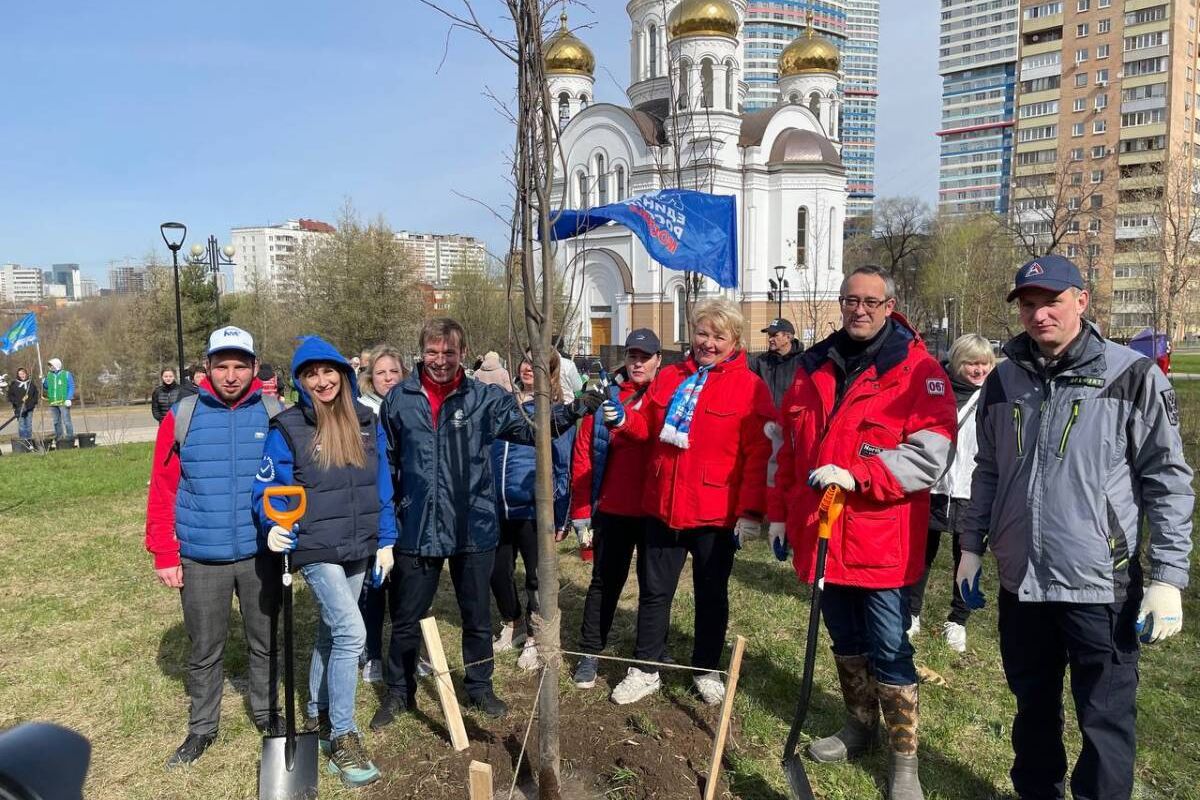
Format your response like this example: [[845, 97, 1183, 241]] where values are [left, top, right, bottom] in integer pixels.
[[544, 12, 595, 76], [779, 24, 840, 76], [667, 0, 740, 40]]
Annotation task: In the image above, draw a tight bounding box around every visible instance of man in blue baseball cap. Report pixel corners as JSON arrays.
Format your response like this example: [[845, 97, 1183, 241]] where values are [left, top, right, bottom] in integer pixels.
[[960, 254, 1193, 799]]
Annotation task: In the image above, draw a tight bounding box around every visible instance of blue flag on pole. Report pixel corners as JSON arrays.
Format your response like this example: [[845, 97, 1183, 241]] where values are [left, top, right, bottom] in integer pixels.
[[0, 313, 38, 355], [544, 189, 739, 288]]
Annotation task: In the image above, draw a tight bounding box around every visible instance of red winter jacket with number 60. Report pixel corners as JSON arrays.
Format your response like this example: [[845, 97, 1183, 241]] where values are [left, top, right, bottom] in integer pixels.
[[768, 316, 957, 589], [619, 350, 776, 530]]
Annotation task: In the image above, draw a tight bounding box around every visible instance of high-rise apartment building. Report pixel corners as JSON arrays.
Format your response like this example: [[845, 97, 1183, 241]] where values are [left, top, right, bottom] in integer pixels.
[[108, 259, 149, 295], [1013, 0, 1200, 338], [47, 263, 82, 300], [394, 231, 487, 285], [0, 264, 44, 303], [742, 0, 878, 216], [938, 0, 1020, 215], [230, 218, 336, 293]]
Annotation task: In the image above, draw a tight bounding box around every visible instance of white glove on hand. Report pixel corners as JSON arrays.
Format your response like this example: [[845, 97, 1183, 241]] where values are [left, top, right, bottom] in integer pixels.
[[65, 399, 73, 407], [808, 464, 855, 492], [602, 400, 626, 428], [572, 519, 594, 549], [267, 525, 297, 553], [956, 550, 985, 609], [769, 522, 788, 562], [1138, 581, 1183, 643], [734, 516, 762, 542], [373, 546, 394, 587]]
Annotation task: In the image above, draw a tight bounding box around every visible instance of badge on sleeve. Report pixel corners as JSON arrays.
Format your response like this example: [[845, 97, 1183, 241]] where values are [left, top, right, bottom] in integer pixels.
[[926, 378, 946, 396], [1161, 389, 1179, 426]]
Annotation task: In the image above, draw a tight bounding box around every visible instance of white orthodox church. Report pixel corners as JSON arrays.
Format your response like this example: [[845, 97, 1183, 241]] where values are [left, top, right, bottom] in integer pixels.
[[548, 0, 848, 352]]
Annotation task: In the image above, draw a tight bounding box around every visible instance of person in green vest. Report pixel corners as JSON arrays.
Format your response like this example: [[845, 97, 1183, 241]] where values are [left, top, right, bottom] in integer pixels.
[[43, 357, 75, 440]]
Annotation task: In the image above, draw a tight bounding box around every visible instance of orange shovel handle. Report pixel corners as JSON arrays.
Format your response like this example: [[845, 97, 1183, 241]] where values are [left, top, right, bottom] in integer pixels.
[[263, 486, 307, 530], [817, 486, 845, 541]]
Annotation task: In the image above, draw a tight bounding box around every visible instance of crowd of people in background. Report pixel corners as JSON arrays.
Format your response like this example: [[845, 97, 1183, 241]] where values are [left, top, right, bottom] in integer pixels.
[[140, 257, 1192, 800]]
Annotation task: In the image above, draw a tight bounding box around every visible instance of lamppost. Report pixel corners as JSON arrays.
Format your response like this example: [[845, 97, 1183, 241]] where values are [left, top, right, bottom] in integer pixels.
[[768, 264, 790, 319], [160, 222, 187, 380], [189, 236, 236, 316]]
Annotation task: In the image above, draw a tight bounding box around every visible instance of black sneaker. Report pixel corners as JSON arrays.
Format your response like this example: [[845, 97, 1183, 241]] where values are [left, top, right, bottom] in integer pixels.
[[302, 710, 332, 753], [255, 715, 286, 737], [327, 732, 381, 788], [369, 694, 414, 730], [165, 732, 216, 768], [573, 655, 599, 689], [467, 691, 508, 718]]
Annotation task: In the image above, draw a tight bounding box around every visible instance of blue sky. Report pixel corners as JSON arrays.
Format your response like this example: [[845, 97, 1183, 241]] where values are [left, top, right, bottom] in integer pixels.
[[0, 1, 938, 284]]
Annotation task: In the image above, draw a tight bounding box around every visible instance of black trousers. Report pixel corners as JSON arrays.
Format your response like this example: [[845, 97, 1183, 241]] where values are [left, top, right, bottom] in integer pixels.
[[359, 554, 387, 662], [490, 518, 539, 625], [907, 527, 970, 625], [385, 550, 495, 702], [998, 588, 1141, 800], [578, 513, 645, 654], [633, 519, 736, 671]]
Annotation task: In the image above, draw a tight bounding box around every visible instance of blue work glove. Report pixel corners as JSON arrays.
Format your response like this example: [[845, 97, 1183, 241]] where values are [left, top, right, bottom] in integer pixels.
[[769, 522, 788, 562], [267, 524, 298, 553], [601, 399, 626, 428], [956, 551, 985, 609]]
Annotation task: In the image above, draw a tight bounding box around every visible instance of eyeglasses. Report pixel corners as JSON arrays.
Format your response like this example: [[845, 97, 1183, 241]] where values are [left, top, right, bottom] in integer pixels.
[[838, 295, 890, 311]]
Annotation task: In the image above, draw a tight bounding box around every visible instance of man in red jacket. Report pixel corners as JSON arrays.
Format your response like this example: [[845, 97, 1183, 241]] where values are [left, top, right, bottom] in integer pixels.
[[568, 328, 662, 690], [768, 266, 956, 800]]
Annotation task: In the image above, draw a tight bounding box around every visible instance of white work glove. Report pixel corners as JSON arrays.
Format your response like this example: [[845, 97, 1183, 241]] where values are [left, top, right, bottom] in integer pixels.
[[372, 546, 394, 588], [769, 522, 788, 562], [601, 399, 626, 428], [956, 551, 985, 609], [808, 464, 855, 492], [65, 399, 73, 407], [734, 516, 762, 542], [1137, 581, 1184, 643], [267, 524, 297, 553], [572, 518, 594, 549]]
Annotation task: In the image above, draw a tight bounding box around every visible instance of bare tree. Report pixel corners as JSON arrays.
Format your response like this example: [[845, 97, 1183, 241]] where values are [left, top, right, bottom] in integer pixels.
[[788, 197, 838, 347], [921, 213, 1019, 342], [1006, 150, 1114, 259], [872, 197, 932, 323], [1137, 151, 1200, 341]]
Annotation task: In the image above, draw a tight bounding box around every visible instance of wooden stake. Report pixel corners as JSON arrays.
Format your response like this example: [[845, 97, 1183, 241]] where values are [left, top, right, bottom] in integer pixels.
[[703, 635, 747, 800], [421, 616, 469, 752], [468, 760, 493, 800]]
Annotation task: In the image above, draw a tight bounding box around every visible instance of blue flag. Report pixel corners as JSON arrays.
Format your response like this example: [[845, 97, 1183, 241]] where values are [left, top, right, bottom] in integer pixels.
[[545, 189, 738, 288], [0, 313, 37, 355]]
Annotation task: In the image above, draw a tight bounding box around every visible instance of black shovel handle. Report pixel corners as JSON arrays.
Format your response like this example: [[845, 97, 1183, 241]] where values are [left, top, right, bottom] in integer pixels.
[[782, 534, 830, 763], [282, 551, 296, 769]]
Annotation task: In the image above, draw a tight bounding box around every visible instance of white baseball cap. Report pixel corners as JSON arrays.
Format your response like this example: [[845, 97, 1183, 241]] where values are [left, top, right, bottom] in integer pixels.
[[206, 326, 256, 358]]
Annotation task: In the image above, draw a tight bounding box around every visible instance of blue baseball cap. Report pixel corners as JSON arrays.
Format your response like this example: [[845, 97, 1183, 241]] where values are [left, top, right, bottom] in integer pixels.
[[1007, 255, 1085, 302]]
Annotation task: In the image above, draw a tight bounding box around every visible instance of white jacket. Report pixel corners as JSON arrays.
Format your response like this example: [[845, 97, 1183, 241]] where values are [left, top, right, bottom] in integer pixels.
[[932, 388, 981, 500]]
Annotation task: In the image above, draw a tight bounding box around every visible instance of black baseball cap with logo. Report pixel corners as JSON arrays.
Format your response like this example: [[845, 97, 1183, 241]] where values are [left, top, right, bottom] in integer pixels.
[[761, 318, 795, 335], [1007, 255, 1085, 302], [624, 328, 661, 354]]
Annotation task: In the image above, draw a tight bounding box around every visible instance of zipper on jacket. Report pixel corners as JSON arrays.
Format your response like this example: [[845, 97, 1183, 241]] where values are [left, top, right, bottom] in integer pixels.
[[1056, 400, 1081, 458], [1012, 404, 1024, 457]]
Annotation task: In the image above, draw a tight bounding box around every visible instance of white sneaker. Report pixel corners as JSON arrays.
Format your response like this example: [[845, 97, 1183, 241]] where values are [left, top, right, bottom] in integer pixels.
[[610, 667, 662, 705], [493, 620, 528, 653], [907, 615, 921, 638], [361, 659, 382, 683], [416, 656, 434, 678], [942, 621, 967, 653], [517, 640, 540, 671], [692, 671, 726, 706]]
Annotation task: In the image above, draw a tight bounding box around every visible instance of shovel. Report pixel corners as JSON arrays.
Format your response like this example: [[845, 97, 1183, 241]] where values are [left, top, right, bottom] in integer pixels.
[[259, 486, 320, 800], [781, 486, 845, 800]]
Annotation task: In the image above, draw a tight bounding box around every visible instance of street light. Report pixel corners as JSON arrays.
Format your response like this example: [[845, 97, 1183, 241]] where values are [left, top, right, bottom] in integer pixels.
[[160, 222, 187, 380], [189, 236, 236, 316], [767, 264, 790, 319]]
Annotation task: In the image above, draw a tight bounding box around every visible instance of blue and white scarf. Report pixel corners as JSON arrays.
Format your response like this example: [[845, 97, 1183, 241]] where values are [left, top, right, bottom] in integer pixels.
[[659, 364, 715, 449]]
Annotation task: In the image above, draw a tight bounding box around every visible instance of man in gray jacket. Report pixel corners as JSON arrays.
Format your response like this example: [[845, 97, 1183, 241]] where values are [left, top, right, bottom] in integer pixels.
[[960, 254, 1193, 800]]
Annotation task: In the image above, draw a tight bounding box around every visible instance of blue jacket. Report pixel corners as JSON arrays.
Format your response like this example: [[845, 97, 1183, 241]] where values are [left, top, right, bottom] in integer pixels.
[[492, 399, 575, 528], [253, 336, 396, 566], [174, 384, 272, 563], [380, 369, 580, 557]]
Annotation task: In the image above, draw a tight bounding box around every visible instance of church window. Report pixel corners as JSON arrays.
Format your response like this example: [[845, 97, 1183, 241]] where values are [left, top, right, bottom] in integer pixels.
[[649, 25, 659, 79], [579, 93, 589, 110], [616, 166, 626, 200], [809, 92, 821, 122], [558, 93, 570, 129], [596, 154, 608, 205], [701, 59, 715, 109], [673, 285, 687, 343], [677, 60, 690, 109], [796, 207, 809, 266], [829, 207, 838, 269], [725, 61, 735, 110], [789, 93, 800, 104], [577, 171, 589, 207]]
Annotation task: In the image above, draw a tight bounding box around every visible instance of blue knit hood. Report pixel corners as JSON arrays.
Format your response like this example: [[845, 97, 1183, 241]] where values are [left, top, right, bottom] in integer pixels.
[[291, 335, 359, 408]]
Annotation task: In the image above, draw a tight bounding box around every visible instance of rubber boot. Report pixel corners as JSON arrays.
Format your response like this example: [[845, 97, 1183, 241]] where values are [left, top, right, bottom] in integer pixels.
[[878, 682, 924, 800], [808, 654, 880, 763]]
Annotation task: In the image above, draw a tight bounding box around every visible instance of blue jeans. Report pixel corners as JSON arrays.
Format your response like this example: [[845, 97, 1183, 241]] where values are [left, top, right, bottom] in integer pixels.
[[300, 559, 368, 737], [51, 405, 74, 439], [821, 584, 917, 685], [17, 412, 33, 439]]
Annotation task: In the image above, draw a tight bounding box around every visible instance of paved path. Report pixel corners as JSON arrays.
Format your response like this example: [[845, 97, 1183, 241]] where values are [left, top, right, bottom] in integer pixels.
[[4, 405, 160, 448]]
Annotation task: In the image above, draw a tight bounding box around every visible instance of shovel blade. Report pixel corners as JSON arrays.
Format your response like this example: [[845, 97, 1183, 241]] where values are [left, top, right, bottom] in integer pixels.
[[259, 732, 320, 800], [783, 755, 817, 800]]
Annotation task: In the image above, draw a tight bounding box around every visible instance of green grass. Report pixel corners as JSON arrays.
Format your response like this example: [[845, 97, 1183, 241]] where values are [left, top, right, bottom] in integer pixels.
[[1, 387, 1199, 799], [1170, 353, 1200, 374]]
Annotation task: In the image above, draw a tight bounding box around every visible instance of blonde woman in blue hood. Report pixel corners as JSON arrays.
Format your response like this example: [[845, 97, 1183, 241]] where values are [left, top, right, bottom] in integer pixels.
[[253, 335, 396, 789]]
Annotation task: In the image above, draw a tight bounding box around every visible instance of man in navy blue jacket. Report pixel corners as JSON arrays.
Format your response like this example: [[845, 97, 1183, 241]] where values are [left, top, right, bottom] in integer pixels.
[[371, 319, 600, 727]]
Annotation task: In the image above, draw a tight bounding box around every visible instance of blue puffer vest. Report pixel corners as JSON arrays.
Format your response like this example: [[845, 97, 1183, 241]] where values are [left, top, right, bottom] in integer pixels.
[[491, 400, 575, 528], [175, 386, 271, 563], [589, 411, 611, 508]]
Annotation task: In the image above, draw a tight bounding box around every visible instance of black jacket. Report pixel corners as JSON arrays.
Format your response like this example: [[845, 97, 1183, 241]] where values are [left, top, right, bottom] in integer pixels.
[[7, 379, 38, 414], [751, 339, 804, 407], [151, 382, 181, 422]]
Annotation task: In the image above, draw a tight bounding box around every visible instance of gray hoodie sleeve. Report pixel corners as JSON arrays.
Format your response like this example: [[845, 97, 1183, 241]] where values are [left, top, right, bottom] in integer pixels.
[[1130, 367, 1194, 589], [959, 375, 1000, 556]]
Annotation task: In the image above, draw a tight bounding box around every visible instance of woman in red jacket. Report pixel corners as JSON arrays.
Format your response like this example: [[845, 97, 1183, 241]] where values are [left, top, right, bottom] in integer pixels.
[[601, 300, 775, 706]]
